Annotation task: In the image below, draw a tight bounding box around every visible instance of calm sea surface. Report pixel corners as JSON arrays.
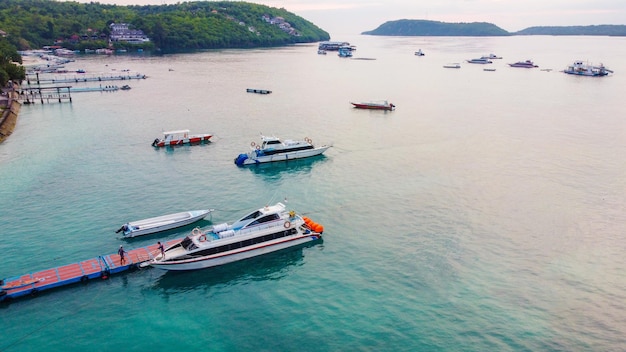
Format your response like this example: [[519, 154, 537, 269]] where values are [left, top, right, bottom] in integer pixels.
[[1, 35, 625, 351]]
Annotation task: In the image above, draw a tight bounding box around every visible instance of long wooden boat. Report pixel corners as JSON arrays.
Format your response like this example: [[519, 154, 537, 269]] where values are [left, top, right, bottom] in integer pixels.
[[350, 101, 395, 111], [116, 209, 213, 238]]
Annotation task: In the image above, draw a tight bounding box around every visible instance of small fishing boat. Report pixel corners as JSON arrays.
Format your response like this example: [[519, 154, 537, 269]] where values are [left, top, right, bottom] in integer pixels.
[[415, 49, 425, 56], [145, 203, 323, 271], [350, 100, 395, 111], [508, 60, 538, 68], [116, 209, 213, 238], [234, 135, 331, 166], [483, 68, 496, 72], [151, 130, 212, 147], [443, 63, 461, 69], [563, 61, 613, 76]]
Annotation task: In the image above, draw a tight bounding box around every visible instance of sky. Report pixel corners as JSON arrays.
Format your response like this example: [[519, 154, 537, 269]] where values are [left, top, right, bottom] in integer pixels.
[[67, 0, 626, 36]]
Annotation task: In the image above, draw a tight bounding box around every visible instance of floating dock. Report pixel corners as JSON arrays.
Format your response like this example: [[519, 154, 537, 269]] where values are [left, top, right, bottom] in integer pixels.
[[0, 238, 181, 302]]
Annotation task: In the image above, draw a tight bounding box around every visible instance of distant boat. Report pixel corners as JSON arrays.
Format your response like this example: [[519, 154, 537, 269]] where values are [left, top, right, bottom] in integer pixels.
[[351, 100, 395, 111], [481, 53, 502, 60], [466, 58, 493, 64], [338, 46, 353, 58], [317, 50, 327, 55], [483, 68, 496, 72], [563, 61, 613, 76], [246, 88, 272, 94], [415, 49, 425, 56], [508, 60, 538, 68], [443, 63, 461, 69]]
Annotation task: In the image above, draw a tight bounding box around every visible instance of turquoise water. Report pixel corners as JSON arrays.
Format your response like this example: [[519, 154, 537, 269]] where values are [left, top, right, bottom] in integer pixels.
[[1, 35, 626, 351]]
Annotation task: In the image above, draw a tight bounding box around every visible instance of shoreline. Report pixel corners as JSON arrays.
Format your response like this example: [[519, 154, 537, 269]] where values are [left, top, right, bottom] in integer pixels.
[[0, 88, 21, 143]]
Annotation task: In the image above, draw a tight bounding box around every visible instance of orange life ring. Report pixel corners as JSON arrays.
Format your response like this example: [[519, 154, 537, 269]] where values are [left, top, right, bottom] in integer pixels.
[[256, 145, 260, 150], [251, 141, 256, 147], [198, 234, 207, 242], [192, 228, 201, 236], [284, 221, 291, 228]]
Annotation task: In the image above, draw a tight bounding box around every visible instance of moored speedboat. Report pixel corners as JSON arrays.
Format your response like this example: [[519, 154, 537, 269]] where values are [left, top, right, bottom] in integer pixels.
[[443, 63, 461, 69], [234, 135, 331, 166], [508, 60, 538, 68], [466, 58, 492, 64], [563, 61, 613, 76], [152, 129, 212, 147], [351, 100, 395, 110], [116, 209, 213, 238], [415, 49, 425, 56], [147, 203, 323, 271]]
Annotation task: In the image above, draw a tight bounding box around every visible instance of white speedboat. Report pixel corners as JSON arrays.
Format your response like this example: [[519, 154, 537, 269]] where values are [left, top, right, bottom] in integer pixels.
[[147, 203, 323, 271], [466, 58, 493, 64], [116, 209, 213, 238], [234, 135, 331, 166]]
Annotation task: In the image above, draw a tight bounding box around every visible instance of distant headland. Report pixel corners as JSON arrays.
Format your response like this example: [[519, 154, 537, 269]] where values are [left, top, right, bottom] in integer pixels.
[[362, 19, 626, 36]]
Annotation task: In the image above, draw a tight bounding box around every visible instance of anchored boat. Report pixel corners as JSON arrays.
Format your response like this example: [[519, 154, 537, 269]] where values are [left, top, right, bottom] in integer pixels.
[[146, 203, 323, 271], [151, 129, 212, 147], [351, 100, 395, 111], [234, 135, 331, 166], [116, 209, 213, 238]]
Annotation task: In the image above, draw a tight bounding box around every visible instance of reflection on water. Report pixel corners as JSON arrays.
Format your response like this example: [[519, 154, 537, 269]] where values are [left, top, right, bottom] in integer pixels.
[[150, 240, 323, 295], [239, 155, 328, 181]]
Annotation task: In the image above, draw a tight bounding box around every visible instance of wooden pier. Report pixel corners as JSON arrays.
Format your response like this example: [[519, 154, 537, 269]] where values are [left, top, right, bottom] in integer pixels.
[[26, 72, 147, 85], [19, 86, 73, 104], [0, 238, 181, 302]]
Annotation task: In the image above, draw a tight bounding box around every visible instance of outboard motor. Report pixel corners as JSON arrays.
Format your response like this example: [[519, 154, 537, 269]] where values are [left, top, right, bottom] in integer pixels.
[[151, 138, 160, 147], [234, 154, 249, 166]]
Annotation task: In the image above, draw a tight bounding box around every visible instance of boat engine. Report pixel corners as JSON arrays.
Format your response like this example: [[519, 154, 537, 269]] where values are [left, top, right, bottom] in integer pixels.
[[151, 138, 160, 147]]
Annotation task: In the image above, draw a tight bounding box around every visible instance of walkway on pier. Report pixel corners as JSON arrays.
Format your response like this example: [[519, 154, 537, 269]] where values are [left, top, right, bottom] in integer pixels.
[[0, 238, 181, 302]]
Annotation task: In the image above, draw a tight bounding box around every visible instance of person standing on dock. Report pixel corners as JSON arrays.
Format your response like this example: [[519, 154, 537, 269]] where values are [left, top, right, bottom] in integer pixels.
[[157, 241, 165, 258], [118, 245, 128, 264]]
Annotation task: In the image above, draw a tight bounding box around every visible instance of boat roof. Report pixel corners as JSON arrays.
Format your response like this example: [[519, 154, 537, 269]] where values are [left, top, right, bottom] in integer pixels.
[[163, 129, 190, 135]]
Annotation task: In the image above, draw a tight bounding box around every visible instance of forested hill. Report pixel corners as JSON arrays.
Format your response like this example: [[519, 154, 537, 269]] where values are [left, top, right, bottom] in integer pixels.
[[362, 20, 510, 36], [514, 25, 626, 36], [363, 19, 626, 37], [0, 0, 330, 52]]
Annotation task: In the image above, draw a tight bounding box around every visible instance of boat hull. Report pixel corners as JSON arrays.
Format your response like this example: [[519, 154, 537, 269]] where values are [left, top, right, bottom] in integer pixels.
[[236, 146, 330, 165], [122, 210, 212, 238], [150, 234, 321, 271]]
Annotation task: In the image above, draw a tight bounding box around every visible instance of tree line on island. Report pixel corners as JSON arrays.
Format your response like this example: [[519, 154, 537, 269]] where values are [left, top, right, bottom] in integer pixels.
[[362, 19, 626, 36], [0, 0, 330, 53]]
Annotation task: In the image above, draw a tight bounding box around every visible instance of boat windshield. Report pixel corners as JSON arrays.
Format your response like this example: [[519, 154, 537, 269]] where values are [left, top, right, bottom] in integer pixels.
[[181, 236, 198, 251], [244, 213, 280, 228]]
